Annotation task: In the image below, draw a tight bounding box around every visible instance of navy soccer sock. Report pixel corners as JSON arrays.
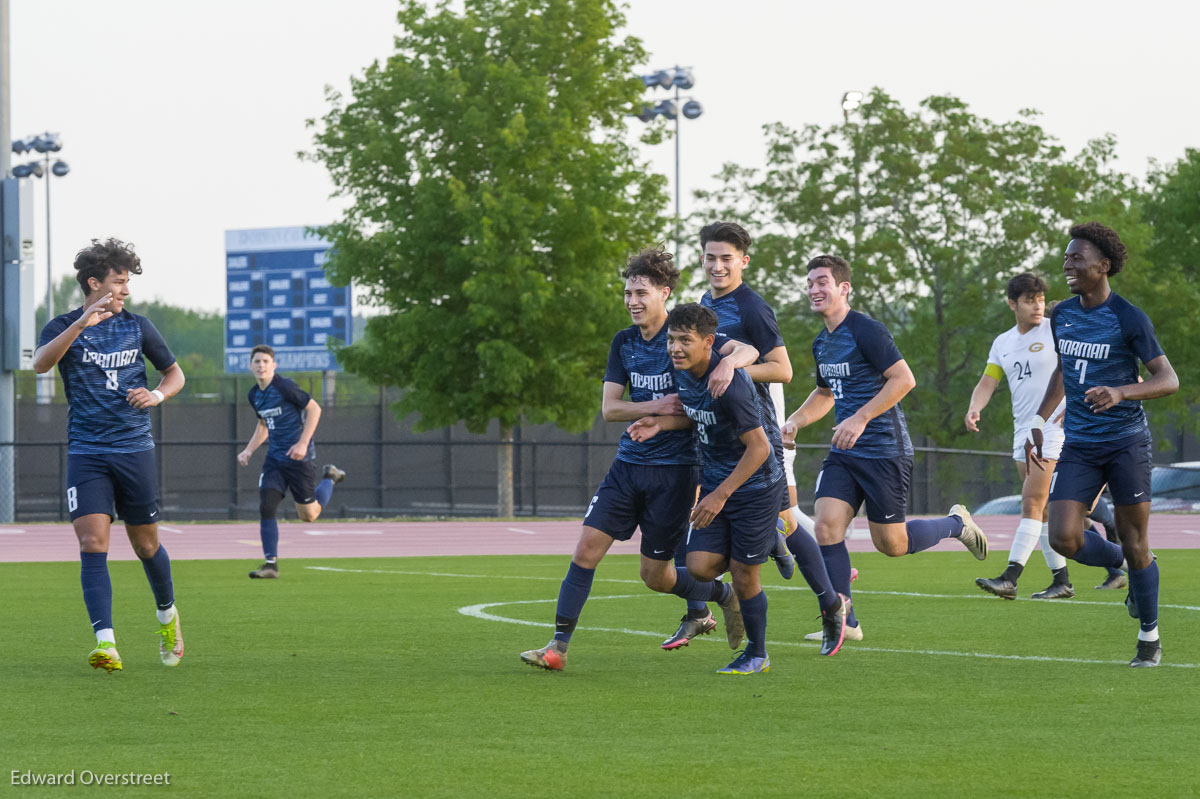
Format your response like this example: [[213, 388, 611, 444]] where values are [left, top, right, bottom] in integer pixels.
[[80, 551, 114, 634], [786, 531, 837, 612], [905, 515, 964, 554], [260, 518, 279, 561], [553, 561, 595, 645], [820, 542, 858, 627], [1071, 528, 1124, 569], [1128, 560, 1160, 635], [670, 568, 729, 604], [315, 478, 334, 508], [139, 545, 175, 611], [675, 542, 706, 615], [740, 590, 768, 658]]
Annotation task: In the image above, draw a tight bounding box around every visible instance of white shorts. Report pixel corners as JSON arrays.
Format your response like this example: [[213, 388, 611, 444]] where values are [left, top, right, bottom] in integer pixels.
[[1013, 423, 1064, 462], [768, 382, 796, 487]]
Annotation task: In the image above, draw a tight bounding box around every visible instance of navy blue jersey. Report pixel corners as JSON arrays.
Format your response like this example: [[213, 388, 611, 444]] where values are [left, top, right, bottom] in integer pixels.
[[604, 324, 698, 466], [673, 350, 783, 493], [249, 375, 316, 462], [812, 309, 914, 458], [1051, 293, 1163, 444], [701, 283, 785, 357], [39, 309, 176, 455]]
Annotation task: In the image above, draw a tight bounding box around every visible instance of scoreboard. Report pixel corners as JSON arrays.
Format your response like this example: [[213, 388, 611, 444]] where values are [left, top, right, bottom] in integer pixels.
[[224, 226, 352, 373]]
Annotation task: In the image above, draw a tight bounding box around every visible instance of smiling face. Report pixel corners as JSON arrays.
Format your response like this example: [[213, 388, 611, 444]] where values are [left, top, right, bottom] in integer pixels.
[[703, 241, 748, 297], [624, 275, 670, 329], [87, 268, 132, 315], [667, 326, 714, 375], [1063, 239, 1109, 296], [806, 266, 850, 318]]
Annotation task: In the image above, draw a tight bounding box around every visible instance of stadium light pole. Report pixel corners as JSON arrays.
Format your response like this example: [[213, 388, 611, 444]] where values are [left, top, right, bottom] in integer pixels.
[[12, 132, 68, 404], [634, 67, 703, 260], [841, 91, 865, 255]]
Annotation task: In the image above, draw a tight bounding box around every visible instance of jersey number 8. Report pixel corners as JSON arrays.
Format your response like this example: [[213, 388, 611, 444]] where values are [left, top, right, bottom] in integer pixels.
[[105, 370, 119, 391]]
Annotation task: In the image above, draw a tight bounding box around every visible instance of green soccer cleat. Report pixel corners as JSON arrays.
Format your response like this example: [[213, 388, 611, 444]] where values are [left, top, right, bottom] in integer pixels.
[[717, 650, 770, 675], [88, 642, 122, 673], [158, 608, 184, 667]]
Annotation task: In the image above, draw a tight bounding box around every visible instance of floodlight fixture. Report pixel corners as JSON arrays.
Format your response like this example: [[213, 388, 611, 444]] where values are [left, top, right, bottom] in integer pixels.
[[51, 160, 69, 177], [682, 100, 703, 120], [654, 100, 678, 120], [841, 91, 864, 114], [672, 68, 694, 90]]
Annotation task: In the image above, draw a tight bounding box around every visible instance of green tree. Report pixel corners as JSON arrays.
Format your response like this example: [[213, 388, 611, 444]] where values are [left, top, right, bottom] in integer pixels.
[[694, 90, 1128, 452], [306, 0, 668, 514]]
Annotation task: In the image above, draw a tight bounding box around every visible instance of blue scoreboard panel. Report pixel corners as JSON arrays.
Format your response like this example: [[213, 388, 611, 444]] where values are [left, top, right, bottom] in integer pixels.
[[224, 226, 352, 373]]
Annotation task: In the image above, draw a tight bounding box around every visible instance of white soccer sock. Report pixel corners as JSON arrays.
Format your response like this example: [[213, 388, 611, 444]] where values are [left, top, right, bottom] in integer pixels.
[[790, 506, 816, 539], [1040, 522, 1067, 570], [1008, 518, 1041, 566], [156, 605, 176, 625], [96, 628, 115, 645], [1138, 626, 1160, 642]]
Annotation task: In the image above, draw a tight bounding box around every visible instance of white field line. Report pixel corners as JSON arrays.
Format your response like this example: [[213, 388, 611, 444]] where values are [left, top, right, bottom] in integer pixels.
[[305, 566, 1199, 669], [507, 528, 537, 535], [0, 529, 25, 534], [303, 530, 382, 536], [159, 525, 183, 534]]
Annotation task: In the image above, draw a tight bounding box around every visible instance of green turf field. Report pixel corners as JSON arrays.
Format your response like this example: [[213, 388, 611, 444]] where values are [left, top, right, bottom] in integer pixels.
[[4, 552, 1200, 798]]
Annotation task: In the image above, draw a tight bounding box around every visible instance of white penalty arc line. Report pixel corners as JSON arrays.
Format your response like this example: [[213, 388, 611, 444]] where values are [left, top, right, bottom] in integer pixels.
[[304, 566, 1200, 613], [306, 566, 1199, 669], [459, 596, 1200, 670]]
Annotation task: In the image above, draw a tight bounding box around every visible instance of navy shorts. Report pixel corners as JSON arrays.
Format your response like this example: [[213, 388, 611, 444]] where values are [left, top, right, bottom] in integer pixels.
[[261, 457, 321, 504], [688, 478, 785, 566], [583, 459, 698, 560], [814, 451, 912, 524], [1050, 433, 1152, 507], [67, 449, 160, 525]]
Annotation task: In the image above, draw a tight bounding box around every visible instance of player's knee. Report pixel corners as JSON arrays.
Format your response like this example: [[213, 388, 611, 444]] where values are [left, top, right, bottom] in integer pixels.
[[259, 491, 284, 520], [296, 503, 321, 522], [640, 563, 673, 592], [1048, 527, 1080, 556], [729, 566, 759, 597], [131, 540, 159, 560], [813, 519, 843, 545], [877, 536, 907, 558]]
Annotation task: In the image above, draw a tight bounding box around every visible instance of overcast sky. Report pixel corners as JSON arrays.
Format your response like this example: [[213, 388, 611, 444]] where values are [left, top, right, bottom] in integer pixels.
[[8, 0, 1197, 314]]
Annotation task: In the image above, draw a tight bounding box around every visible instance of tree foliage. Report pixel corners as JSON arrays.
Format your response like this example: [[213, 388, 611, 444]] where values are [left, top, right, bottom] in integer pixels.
[[694, 90, 1172, 450], [306, 0, 667, 434]]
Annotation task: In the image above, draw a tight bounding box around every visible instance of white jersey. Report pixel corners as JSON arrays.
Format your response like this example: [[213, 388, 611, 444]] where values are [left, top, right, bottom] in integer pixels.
[[984, 318, 1065, 431]]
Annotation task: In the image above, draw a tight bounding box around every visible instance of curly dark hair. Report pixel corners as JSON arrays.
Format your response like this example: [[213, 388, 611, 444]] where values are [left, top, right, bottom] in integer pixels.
[[1069, 222, 1127, 275], [666, 303, 718, 337], [74, 238, 142, 294], [806, 254, 852, 285], [1007, 272, 1048, 302], [621, 244, 680, 291], [698, 221, 752, 254]]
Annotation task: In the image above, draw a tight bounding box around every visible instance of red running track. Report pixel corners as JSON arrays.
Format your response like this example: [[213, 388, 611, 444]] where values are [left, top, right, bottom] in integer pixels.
[[2, 514, 1199, 564]]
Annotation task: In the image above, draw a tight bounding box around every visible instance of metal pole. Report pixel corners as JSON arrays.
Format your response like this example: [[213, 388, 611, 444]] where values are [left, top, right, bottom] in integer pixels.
[[37, 151, 54, 403], [0, 0, 15, 522], [673, 79, 681, 258]]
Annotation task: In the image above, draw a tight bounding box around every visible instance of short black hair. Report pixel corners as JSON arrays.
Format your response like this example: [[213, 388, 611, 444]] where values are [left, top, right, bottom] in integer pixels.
[[1069, 222, 1127, 275], [621, 244, 680, 291], [806, 254, 851, 285], [698, 221, 751, 255], [250, 344, 276, 360], [666, 303, 718, 337], [74, 238, 142, 294], [1006, 272, 1048, 302]]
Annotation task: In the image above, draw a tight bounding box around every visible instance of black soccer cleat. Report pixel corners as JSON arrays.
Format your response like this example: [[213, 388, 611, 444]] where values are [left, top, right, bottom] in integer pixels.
[[323, 464, 346, 484], [976, 576, 1017, 600], [1031, 582, 1074, 600], [661, 612, 717, 650], [819, 594, 850, 656], [249, 561, 279, 579], [1125, 590, 1139, 619], [1130, 639, 1162, 668]]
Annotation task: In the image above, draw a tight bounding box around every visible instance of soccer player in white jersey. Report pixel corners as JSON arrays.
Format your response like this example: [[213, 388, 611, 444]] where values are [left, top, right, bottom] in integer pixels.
[[964, 273, 1075, 599]]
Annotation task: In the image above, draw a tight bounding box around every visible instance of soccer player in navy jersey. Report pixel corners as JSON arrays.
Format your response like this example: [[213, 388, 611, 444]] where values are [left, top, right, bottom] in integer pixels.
[[520, 247, 759, 672], [782, 255, 988, 643], [34, 238, 186, 673], [1026, 222, 1178, 668], [236, 344, 345, 579], [698, 222, 806, 574], [630, 303, 848, 673]]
